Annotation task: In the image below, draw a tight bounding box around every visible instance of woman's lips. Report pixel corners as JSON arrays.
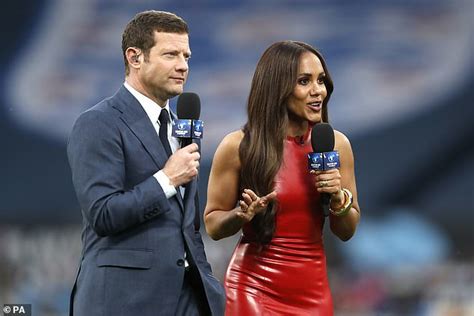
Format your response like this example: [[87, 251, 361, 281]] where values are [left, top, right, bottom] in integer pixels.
[[307, 101, 322, 111]]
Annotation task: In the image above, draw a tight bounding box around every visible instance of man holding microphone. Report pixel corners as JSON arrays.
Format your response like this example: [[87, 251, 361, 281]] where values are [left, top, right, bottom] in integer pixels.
[[67, 10, 225, 316]]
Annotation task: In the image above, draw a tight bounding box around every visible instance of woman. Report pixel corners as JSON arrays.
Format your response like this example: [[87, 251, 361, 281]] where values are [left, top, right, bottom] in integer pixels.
[[204, 41, 360, 315]]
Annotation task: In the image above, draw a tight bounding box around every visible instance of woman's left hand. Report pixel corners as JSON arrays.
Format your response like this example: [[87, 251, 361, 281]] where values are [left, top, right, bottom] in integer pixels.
[[310, 169, 344, 206]]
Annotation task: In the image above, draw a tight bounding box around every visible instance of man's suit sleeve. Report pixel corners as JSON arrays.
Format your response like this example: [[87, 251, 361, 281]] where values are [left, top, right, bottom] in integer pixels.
[[67, 110, 171, 237]]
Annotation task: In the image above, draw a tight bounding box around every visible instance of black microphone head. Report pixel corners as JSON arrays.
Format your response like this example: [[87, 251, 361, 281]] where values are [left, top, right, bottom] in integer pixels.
[[177, 92, 200, 120], [311, 123, 334, 153]]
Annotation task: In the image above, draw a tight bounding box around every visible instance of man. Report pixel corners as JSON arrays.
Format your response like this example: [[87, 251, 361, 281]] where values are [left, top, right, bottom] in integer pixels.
[[67, 10, 225, 316]]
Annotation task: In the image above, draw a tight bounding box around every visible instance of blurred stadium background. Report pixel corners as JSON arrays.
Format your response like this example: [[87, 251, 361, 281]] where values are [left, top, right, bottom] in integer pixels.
[[0, 0, 472, 315]]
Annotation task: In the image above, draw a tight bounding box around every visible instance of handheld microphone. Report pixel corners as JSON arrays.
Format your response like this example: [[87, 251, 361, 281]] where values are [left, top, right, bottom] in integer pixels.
[[173, 92, 203, 147], [309, 123, 340, 216]]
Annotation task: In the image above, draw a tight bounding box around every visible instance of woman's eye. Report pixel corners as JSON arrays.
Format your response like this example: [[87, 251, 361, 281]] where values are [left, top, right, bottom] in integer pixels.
[[298, 78, 310, 85]]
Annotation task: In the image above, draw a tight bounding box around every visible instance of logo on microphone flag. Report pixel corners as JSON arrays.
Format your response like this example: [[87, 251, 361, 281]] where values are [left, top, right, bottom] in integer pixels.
[[192, 120, 203, 138], [172, 119, 192, 137], [323, 151, 340, 170], [308, 153, 324, 171]]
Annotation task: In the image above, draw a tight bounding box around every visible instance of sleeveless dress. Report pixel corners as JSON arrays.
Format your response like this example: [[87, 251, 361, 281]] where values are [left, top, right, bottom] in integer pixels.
[[224, 129, 333, 316]]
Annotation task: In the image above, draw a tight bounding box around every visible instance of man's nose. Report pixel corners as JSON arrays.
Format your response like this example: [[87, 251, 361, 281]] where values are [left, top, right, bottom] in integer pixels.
[[176, 55, 189, 72]]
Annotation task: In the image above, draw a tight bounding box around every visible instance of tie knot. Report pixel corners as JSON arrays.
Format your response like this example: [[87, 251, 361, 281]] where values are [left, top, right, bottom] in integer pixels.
[[159, 109, 170, 125]]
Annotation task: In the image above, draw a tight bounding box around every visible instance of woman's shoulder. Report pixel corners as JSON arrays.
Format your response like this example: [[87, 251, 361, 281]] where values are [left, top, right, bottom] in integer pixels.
[[334, 129, 349, 143], [213, 130, 244, 166], [334, 129, 353, 154], [219, 130, 244, 151], [225, 129, 245, 141]]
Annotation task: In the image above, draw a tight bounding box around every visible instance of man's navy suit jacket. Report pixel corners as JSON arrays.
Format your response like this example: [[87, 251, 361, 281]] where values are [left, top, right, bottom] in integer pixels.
[[67, 86, 225, 316]]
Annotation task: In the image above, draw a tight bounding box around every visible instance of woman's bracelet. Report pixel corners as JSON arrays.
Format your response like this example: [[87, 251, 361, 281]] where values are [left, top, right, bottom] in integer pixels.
[[329, 188, 353, 217]]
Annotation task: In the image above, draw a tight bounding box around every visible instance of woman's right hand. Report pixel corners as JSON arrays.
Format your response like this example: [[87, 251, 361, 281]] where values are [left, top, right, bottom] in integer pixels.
[[236, 189, 277, 223]]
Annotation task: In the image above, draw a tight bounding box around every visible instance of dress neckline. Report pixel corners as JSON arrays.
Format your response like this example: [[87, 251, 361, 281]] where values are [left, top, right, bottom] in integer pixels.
[[285, 123, 313, 145]]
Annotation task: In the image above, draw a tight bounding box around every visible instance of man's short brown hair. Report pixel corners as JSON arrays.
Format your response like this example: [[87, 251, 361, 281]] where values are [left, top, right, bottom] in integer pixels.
[[122, 10, 188, 75]]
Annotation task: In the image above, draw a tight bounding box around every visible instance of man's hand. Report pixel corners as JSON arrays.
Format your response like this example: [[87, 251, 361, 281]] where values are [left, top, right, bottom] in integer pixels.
[[162, 143, 200, 187]]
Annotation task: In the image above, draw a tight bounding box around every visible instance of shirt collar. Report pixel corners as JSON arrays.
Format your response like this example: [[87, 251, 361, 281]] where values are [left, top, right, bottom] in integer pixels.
[[124, 81, 170, 124]]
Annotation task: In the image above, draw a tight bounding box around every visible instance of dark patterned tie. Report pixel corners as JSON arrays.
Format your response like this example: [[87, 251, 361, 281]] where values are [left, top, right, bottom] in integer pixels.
[[158, 109, 172, 157]]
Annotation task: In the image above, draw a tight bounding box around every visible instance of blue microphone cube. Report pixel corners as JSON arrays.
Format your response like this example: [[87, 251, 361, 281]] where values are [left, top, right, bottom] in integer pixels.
[[323, 151, 340, 170], [308, 153, 324, 171], [172, 119, 192, 138], [192, 120, 203, 139]]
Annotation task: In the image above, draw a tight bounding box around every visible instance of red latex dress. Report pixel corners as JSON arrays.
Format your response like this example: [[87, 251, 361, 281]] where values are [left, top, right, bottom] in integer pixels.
[[224, 130, 333, 315]]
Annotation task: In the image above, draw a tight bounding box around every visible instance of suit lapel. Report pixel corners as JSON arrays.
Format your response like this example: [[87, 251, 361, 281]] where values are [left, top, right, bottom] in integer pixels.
[[111, 86, 184, 211]]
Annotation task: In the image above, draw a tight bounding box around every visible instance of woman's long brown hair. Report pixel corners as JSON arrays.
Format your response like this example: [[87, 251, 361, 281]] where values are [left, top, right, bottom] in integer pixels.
[[239, 41, 334, 244]]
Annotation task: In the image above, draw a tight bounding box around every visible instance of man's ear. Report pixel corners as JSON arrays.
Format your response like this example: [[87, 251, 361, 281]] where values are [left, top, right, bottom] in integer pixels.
[[126, 47, 141, 68]]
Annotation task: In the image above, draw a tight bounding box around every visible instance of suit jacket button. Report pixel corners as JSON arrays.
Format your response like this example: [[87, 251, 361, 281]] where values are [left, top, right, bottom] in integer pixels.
[[152, 208, 159, 214], [176, 259, 185, 267]]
